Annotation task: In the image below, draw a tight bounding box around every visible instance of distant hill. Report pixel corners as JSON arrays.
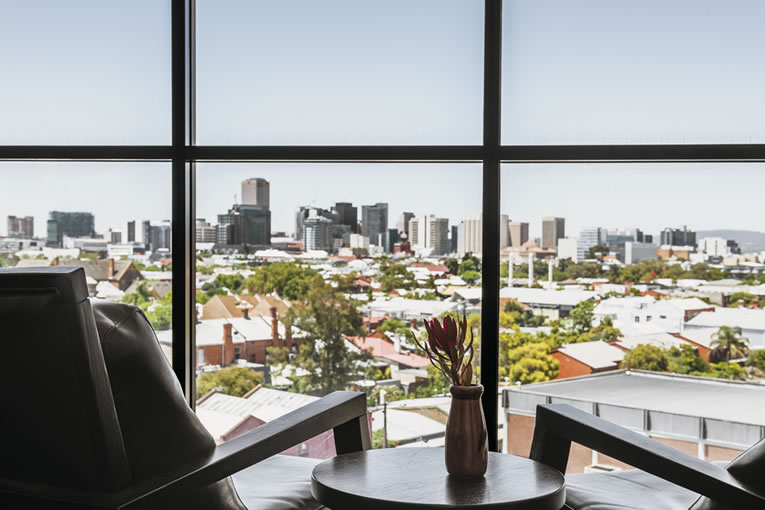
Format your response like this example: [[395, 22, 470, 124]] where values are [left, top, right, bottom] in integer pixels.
[[696, 230, 765, 254]]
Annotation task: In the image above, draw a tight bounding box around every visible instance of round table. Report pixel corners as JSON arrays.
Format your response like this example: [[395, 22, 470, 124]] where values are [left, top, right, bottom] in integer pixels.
[[311, 448, 565, 510]]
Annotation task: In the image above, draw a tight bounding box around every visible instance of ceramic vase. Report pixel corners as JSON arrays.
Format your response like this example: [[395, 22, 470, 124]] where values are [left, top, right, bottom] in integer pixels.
[[445, 384, 488, 478]]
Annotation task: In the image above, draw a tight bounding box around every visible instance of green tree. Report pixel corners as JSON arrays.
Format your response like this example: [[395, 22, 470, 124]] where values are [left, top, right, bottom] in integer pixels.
[[369, 385, 405, 405], [667, 345, 710, 375], [749, 349, 765, 372], [727, 292, 758, 308], [244, 262, 317, 300], [461, 270, 481, 284], [145, 304, 172, 331], [122, 280, 153, 308], [372, 429, 400, 449], [588, 245, 609, 259], [622, 344, 669, 372], [709, 362, 747, 381], [196, 367, 264, 400], [710, 326, 749, 362], [202, 273, 245, 297], [196, 290, 210, 305], [570, 300, 595, 333], [286, 277, 369, 394], [377, 260, 417, 292], [505, 342, 559, 384], [377, 319, 410, 337]]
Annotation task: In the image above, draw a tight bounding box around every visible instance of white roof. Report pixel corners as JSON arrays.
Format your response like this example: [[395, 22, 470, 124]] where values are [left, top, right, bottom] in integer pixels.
[[195, 317, 288, 346], [95, 281, 124, 299], [364, 297, 459, 318], [555, 341, 625, 369], [371, 408, 445, 442], [665, 298, 713, 312], [451, 288, 483, 301], [686, 308, 765, 332], [499, 288, 598, 307], [678, 328, 718, 349], [614, 332, 687, 351], [196, 407, 244, 441]]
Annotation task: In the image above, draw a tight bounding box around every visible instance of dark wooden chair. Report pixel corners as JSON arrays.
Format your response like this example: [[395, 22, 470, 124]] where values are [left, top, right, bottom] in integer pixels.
[[530, 403, 765, 510], [0, 267, 370, 509]]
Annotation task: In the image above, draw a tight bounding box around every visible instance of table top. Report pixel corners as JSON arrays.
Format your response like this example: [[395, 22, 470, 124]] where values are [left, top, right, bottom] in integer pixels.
[[311, 448, 565, 510]]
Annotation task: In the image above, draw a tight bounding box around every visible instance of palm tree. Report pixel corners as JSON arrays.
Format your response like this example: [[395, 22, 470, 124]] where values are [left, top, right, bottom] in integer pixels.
[[710, 326, 749, 362]]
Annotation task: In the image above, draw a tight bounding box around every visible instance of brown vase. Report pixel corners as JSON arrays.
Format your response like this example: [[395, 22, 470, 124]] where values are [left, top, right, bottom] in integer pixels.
[[445, 384, 488, 478]]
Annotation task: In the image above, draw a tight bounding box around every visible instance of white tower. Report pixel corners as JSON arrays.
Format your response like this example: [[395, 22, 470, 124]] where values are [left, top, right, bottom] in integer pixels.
[[527, 253, 534, 288]]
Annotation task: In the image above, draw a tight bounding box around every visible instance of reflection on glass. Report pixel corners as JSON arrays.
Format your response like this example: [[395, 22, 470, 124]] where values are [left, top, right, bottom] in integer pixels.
[[196, 0, 483, 145], [192, 163, 485, 453], [500, 163, 765, 468], [502, 0, 765, 144], [0, 162, 173, 363], [0, 1, 171, 144]]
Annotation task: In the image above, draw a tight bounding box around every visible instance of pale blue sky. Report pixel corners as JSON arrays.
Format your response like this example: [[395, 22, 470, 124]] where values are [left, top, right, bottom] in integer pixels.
[[1, 1, 764, 239]]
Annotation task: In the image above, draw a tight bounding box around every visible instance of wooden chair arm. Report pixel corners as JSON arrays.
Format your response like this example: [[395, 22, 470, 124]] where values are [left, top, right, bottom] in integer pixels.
[[0, 391, 369, 510], [529, 404, 764, 508]]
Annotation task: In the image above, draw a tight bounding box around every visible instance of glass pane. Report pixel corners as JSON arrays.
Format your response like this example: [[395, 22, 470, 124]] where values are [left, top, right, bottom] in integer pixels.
[[0, 1, 171, 144], [502, 0, 765, 144], [500, 162, 765, 466], [193, 163, 484, 451], [196, 0, 484, 145], [0, 162, 173, 363]]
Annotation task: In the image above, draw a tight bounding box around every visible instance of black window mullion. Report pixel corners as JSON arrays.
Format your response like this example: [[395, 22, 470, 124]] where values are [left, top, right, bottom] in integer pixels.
[[481, 0, 502, 453]]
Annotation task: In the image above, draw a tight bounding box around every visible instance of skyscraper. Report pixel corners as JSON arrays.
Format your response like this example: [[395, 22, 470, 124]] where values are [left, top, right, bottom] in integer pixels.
[[127, 221, 136, 243], [409, 215, 449, 255], [463, 213, 483, 255], [541, 217, 565, 250], [241, 178, 270, 208], [508, 221, 529, 247], [661, 226, 696, 247], [7, 215, 33, 238], [303, 213, 333, 251], [361, 203, 388, 249], [332, 202, 358, 232], [396, 212, 414, 237], [239, 205, 271, 246], [46, 211, 95, 248], [577, 227, 605, 260]]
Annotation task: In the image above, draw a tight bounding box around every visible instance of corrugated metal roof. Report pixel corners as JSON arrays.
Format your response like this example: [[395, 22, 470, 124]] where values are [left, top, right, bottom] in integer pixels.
[[554, 341, 625, 369], [508, 370, 765, 425], [686, 308, 765, 331], [500, 288, 598, 307]]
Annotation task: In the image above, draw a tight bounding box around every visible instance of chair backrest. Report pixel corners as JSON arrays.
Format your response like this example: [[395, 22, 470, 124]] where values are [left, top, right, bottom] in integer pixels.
[[0, 267, 131, 492]]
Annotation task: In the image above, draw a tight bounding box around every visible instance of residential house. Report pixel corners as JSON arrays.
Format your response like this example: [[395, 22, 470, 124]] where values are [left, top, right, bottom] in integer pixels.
[[551, 341, 626, 379]]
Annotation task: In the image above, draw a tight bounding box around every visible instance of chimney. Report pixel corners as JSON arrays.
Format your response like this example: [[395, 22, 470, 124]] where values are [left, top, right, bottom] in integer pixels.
[[223, 323, 235, 367], [108, 258, 115, 278], [410, 319, 417, 329], [242, 307, 249, 320], [270, 306, 279, 342]]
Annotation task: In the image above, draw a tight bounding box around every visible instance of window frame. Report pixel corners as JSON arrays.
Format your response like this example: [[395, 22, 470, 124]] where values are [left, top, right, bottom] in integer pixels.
[[1, 0, 764, 452]]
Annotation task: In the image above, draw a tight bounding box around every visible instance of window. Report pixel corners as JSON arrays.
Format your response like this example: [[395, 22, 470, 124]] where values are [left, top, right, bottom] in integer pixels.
[[3, 1, 762, 457]]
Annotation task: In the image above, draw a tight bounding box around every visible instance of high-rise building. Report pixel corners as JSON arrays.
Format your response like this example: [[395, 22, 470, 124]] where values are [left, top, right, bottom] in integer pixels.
[[409, 215, 449, 255], [661, 226, 696, 247], [239, 205, 271, 246], [127, 221, 136, 243], [332, 202, 358, 232], [7, 215, 33, 238], [396, 212, 414, 237], [46, 211, 95, 248], [464, 213, 483, 255], [241, 178, 269, 208], [295, 206, 336, 241], [142, 220, 151, 247], [450, 225, 459, 254], [216, 212, 241, 245], [196, 219, 217, 243], [108, 229, 122, 244], [508, 221, 529, 247], [361, 203, 388, 248], [150, 221, 172, 252], [303, 214, 333, 251], [499, 215, 509, 249], [541, 217, 565, 250], [577, 227, 605, 260], [558, 237, 579, 261]]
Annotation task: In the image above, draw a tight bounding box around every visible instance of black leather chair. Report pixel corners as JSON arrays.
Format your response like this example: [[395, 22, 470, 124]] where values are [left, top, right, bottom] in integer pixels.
[[0, 267, 370, 509], [530, 404, 765, 510]]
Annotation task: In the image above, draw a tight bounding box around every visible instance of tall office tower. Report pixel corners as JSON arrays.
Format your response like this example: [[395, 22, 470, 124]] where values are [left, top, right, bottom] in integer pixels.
[[396, 212, 414, 237], [7, 215, 34, 238], [457, 222, 465, 256], [499, 214, 509, 249], [508, 221, 529, 247], [660, 226, 696, 247], [149, 220, 172, 252], [127, 221, 136, 242], [450, 225, 459, 254], [295, 206, 336, 241], [195, 219, 217, 243], [332, 202, 358, 232], [409, 215, 449, 255], [463, 213, 483, 254], [577, 227, 605, 260], [361, 203, 388, 248], [385, 228, 400, 253], [142, 220, 152, 247], [303, 213, 333, 251], [241, 178, 269, 208], [541, 217, 565, 250], [216, 212, 241, 246], [109, 229, 122, 244], [46, 211, 95, 248], [238, 205, 271, 246]]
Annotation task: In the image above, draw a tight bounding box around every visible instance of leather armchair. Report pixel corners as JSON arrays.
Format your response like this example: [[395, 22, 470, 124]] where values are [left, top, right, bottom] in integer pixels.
[[0, 267, 370, 509], [530, 403, 765, 510]]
